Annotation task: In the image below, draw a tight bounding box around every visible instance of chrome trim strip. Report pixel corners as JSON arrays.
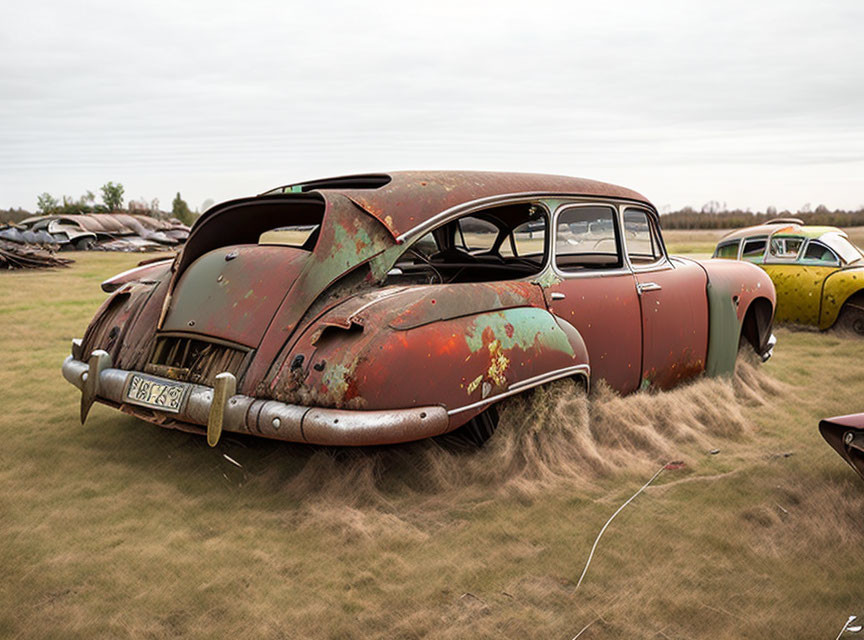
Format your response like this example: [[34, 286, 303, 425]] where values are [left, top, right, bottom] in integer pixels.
[[446, 363, 590, 416]]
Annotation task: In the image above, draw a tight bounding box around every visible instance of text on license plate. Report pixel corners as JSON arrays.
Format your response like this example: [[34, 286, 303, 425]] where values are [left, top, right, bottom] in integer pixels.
[[124, 374, 188, 413]]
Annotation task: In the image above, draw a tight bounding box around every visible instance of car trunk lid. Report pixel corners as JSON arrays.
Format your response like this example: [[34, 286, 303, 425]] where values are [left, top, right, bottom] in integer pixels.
[[160, 245, 307, 348]]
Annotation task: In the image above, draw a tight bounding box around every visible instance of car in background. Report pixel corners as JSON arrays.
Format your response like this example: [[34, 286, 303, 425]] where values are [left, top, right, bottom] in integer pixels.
[[713, 219, 864, 334], [63, 171, 777, 447]]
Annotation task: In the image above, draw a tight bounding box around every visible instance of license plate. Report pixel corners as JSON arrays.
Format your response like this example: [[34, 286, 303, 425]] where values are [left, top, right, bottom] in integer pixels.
[[124, 374, 189, 413]]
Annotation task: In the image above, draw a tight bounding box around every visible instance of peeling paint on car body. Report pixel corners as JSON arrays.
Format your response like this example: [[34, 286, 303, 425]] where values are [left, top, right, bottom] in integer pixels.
[[65, 171, 776, 446]]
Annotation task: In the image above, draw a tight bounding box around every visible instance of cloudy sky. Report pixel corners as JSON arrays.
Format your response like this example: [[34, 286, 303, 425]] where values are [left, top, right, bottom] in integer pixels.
[[1, 0, 862, 213]]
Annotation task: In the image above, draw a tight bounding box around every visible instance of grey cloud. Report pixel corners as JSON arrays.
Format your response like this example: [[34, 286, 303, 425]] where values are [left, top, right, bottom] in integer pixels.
[[0, 0, 862, 210]]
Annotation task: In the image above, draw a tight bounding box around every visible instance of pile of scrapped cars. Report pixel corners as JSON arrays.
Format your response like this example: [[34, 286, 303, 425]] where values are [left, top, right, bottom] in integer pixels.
[[0, 213, 190, 252], [0, 238, 74, 270]]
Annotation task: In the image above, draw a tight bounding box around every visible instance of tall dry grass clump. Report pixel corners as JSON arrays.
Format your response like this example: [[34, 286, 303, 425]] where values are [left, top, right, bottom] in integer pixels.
[[241, 356, 783, 531]]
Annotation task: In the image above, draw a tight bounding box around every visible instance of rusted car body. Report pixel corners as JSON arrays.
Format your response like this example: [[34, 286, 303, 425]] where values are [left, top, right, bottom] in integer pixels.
[[819, 413, 864, 481], [714, 220, 864, 333], [62, 172, 776, 446]]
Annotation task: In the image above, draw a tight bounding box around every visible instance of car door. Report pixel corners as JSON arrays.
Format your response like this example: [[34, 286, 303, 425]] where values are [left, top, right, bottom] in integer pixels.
[[622, 208, 709, 389], [762, 235, 830, 325], [544, 203, 642, 394]]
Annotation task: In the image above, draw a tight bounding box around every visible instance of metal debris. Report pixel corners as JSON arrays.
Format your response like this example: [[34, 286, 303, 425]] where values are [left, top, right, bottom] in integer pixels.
[[0, 213, 189, 252], [0, 238, 73, 270], [222, 453, 243, 468]]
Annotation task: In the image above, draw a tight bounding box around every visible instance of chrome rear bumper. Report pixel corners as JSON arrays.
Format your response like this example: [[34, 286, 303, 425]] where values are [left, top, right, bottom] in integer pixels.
[[62, 344, 449, 446]]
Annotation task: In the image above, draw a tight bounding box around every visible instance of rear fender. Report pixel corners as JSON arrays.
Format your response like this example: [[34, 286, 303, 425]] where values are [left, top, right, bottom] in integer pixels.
[[267, 300, 589, 432]]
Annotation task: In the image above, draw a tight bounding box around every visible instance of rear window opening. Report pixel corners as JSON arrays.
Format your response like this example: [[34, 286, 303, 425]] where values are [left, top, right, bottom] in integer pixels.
[[173, 196, 326, 278], [258, 224, 320, 250], [386, 202, 548, 285]]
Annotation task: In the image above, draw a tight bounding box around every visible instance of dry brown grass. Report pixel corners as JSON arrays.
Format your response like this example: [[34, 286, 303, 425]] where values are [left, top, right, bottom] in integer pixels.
[[1, 253, 863, 639]]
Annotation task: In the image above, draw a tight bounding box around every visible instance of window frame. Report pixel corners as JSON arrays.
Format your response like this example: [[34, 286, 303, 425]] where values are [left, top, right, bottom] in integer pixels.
[[740, 236, 768, 262], [766, 235, 806, 263], [799, 238, 841, 267], [620, 207, 670, 272], [500, 219, 547, 260], [389, 197, 553, 282], [551, 202, 628, 278], [713, 239, 741, 259]]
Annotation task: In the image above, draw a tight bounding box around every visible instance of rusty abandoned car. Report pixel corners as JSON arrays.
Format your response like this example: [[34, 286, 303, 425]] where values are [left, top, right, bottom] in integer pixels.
[[62, 171, 777, 446], [714, 220, 864, 334]]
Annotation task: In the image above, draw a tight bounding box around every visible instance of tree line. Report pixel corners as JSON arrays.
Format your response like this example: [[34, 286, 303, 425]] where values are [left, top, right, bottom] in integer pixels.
[[30, 182, 198, 226], [660, 203, 864, 229]]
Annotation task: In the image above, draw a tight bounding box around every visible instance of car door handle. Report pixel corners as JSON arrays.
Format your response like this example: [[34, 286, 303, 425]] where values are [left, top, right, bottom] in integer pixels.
[[636, 282, 662, 294], [551, 292, 566, 300]]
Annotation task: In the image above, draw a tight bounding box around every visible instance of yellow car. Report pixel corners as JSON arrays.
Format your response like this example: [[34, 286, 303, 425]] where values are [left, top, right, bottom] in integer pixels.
[[714, 219, 864, 334]]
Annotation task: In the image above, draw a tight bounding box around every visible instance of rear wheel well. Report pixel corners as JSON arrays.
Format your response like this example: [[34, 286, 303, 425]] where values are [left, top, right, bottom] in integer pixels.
[[840, 290, 864, 313], [740, 296, 773, 353], [835, 291, 864, 335], [445, 371, 589, 447]]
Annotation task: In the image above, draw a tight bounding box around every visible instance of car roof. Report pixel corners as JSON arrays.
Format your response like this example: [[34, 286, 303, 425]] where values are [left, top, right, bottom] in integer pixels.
[[720, 222, 846, 243], [266, 171, 653, 239]]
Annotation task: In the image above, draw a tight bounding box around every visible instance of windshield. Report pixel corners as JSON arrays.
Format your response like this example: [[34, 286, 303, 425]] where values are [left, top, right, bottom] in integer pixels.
[[821, 233, 863, 264]]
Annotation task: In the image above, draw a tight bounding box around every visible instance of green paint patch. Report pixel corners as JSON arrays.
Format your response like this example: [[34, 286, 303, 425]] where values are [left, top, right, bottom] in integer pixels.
[[705, 282, 741, 377], [464, 308, 574, 356]]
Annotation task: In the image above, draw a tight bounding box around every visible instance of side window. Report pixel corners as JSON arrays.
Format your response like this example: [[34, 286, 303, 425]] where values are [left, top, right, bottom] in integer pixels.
[[386, 202, 547, 285], [623, 209, 663, 265], [555, 206, 622, 271], [741, 238, 766, 261], [500, 220, 545, 258], [456, 217, 498, 253], [715, 240, 740, 259], [769, 236, 804, 260], [412, 232, 438, 258], [801, 240, 839, 265]]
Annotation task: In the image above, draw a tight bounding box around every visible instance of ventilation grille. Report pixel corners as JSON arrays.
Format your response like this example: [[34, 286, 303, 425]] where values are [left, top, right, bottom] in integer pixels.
[[145, 335, 248, 387]]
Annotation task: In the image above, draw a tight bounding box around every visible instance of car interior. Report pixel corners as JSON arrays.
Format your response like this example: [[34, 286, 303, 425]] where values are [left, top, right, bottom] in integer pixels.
[[385, 202, 550, 284]]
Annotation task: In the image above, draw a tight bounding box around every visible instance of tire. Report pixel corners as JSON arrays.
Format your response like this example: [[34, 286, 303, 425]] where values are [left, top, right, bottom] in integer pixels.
[[835, 303, 864, 337], [443, 404, 500, 447]]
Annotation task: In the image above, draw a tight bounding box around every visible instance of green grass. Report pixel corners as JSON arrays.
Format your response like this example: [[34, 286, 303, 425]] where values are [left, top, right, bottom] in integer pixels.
[[1, 249, 863, 639]]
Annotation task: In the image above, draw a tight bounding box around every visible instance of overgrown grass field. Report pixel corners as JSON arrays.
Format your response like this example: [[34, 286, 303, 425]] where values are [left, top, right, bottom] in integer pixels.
[[1, 246, 863, 638]]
